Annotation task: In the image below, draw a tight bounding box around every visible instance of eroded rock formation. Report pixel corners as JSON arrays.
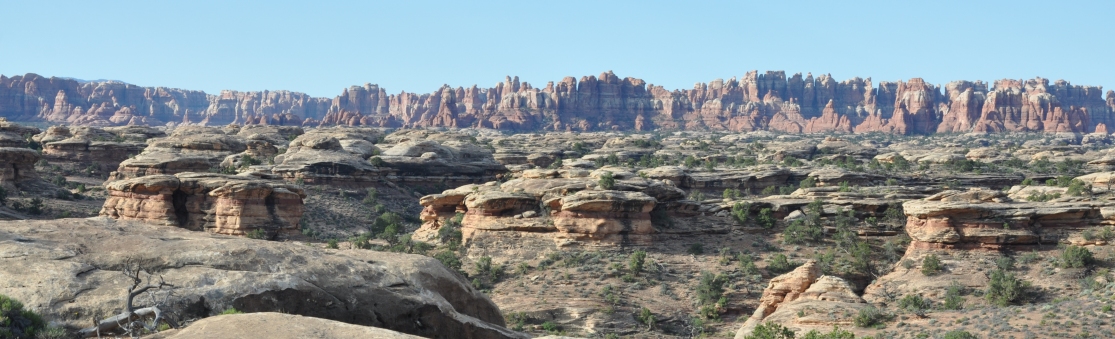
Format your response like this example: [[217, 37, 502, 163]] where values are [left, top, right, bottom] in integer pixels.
[[415, 167, 687, 248], [735, 261, 867, 338], [0, 147, 41, 191], [4, 71, 1112, 135], [100, 172, 305, 236]]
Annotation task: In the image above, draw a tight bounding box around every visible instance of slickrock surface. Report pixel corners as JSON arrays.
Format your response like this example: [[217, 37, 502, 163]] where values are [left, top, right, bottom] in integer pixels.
[[735, 261, 866, 338], [108, 127, 247, 181], [100, 172, 305, 237], [4, 72, 1113, 134], [0, 217, 521, 339], [148, 313, 424, 339]]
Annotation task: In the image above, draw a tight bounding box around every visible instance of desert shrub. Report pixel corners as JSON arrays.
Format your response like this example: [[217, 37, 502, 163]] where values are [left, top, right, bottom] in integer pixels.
[[541, 321, 560, 334], [696, 272, 728, 305], [738, 253, 760, 276], [942, 330, 978, 339], [637, 307, 655, 329], [897, 294, 931, 315], [362, 187, 378, 205], [245, 229, 269, 240], [942, 281, 965, 310], [995, 256, 1014, 271], [598, 171, 616, 190], [799, 326, 855, 339], [853, 306, 891, 328], [731, 202, 752, 225], [474, 256, 504, 283], [768, 253, 796, 274], [761, 186, 777, 195], [757, 208, 776, 228], [433, 251, 463, 272], [220, 307, 244, 315], [799, 177, 816, 189], [0, 294, 54, 338], [628, 250, 646, 275], [1066, 179, 1091, 196], [26, 198, 43, 215], [985, 269, 1027, 306], [1061, 245, 1094, 268], [838, 181, 852, 192], [326, 239, 339, 249], [744, 321, 795, 339], [921, 254, 943, 276], [369, 156, 385, 166], [687, 243, 704, 255]]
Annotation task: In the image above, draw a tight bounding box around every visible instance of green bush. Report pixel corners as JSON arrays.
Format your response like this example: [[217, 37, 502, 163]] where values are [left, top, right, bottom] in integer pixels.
[[1061, 245, 1093, 268], [598, 171, 616, 190], [326, 239, 339, 249], [942, 330, 978, 339], [921, 254, 943, 276], [995, 256, 1014, 271], [0, 294, 50, 339], [942, 281, 964, 310], [852, 306, 891, 328], [985, 269, 1027, 306], [799, 326, 855, 339], [220, 307, 244, 315], [757, 208, 776, 228], [434, 251, 463, 272], [897, 294, 930, 315], [696, 272, 728, 305], [738, 253, 760, 276], [744, 321, 795, 339], [628, 250, 646, 275], [637, 307, 655, 329], [731, 202, 752, 225], [768, 253, 796, 274]]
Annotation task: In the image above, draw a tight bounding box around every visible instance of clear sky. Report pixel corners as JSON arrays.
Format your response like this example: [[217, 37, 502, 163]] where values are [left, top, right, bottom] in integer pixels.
[[1, 0, 1111, 97]]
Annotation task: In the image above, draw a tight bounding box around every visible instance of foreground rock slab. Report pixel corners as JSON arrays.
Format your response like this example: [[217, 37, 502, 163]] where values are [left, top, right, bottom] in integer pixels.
[[0, 218, 522, 339], [148, 312, 423, 339]]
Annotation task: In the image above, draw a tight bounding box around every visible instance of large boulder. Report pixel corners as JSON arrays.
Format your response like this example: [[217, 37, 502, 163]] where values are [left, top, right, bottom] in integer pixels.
[[101, 173, 305, 237], [149, 313, 424, 339], [0, 218, 522, 339], [0, 147, 42, 191], [735, 261, 867, 338], [270, 130, 382, 186], [109, 128, 247, 181], [0, 120, 39, 148]]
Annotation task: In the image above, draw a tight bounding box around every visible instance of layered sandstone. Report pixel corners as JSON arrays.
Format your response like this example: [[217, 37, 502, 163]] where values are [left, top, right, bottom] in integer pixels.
[[33, 125, 148, 169], [902, 189, 1114, 250], [4, 72, 1112, 135], [735, 261, 867, 338], [100, 172, 305, 237], [0, 147, 41, 191], [109, 127, 247, 181], [0, 119, 39, 147], [415, 167, 685, 247]]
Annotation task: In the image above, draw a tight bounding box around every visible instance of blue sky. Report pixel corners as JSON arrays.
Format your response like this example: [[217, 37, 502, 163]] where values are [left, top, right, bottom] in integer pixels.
[[2, 0, 1111, 97]]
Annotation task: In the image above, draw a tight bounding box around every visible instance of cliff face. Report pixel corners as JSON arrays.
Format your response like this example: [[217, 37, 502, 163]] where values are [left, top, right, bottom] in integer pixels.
[[2, 71, 1111, 135]]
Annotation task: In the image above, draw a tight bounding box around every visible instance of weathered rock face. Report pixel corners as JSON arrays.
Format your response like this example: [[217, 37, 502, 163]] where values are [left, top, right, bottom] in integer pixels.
[[735, 261, 866, 338], [0, 119, 39, 147], [0, 147, 41, 191], [0, 73, 330, 126], [0, 218, 521, 339], [902, 189, 1114, 250], [109, 127, 247, 181], [415, 168, 685, 247], [33, 125, 148, 169], [100, 173, 305, 237], [4, 72, 1112, 134], [269, 128, 384, 186], [378, 139, 506, 185]]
